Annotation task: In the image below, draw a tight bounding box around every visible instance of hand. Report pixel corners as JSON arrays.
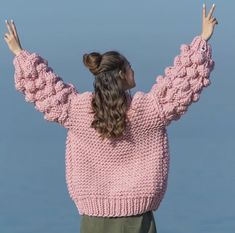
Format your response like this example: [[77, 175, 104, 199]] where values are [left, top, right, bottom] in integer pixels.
[[4, 19, 23, 56], [201, 3, 218, 41]]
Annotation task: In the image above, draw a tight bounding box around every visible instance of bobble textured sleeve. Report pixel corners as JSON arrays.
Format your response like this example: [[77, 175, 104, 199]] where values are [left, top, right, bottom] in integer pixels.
[[13, 49, 78, 129], [148, 35, 215, 126]]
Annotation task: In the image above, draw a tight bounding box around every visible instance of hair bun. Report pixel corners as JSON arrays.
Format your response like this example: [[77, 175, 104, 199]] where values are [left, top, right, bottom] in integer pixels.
[[83, 52, 102, 75]]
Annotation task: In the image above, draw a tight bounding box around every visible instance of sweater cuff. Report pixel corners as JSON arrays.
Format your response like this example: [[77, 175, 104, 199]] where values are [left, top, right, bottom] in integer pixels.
[[190, 35, 211, 53], [13, 49, 31, 66]]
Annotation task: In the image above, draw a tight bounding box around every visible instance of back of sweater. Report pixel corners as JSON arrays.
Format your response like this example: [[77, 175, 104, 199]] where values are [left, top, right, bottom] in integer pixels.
[[13, 35, 215, 217]]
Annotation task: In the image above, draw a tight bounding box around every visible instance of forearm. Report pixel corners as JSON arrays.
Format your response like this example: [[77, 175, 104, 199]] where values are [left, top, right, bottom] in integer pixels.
[[149, 35, 215, 126]]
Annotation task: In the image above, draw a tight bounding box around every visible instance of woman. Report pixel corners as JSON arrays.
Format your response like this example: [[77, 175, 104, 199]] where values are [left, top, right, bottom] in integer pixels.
[[4, 3, 218, 233]]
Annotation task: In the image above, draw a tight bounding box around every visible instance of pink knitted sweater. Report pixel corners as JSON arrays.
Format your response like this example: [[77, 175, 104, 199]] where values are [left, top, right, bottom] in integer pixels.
[[13, 35, 215, 217]]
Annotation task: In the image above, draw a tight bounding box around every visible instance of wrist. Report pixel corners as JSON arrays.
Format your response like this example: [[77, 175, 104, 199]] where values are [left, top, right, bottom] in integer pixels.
[[14, 48, 23, 56], [200, 34, 209, 42]]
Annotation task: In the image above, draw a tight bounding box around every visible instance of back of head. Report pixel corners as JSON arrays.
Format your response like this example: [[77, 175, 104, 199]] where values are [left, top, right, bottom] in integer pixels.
[[83, 50, 132, 141]]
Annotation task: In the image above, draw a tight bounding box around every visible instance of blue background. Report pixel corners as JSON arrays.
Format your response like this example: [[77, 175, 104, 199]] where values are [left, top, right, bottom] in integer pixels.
[[0, 0, 234, 232]]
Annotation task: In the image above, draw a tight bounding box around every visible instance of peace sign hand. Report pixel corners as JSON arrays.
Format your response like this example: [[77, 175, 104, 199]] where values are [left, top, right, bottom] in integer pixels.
[[201, 3, 218, 41], [4, 19, 23, 55]]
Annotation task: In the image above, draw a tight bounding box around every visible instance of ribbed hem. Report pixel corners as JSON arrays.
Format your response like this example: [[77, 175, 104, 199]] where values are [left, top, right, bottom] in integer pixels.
[[74, 196, 163, 217]]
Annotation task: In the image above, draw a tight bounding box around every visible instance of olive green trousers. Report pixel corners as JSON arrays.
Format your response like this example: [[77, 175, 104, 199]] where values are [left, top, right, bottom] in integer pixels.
[[80, 210, 157, 233]]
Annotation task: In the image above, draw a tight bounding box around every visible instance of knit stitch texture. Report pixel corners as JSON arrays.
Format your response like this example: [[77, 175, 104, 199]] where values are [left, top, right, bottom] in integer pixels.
[[13, 35, 215, 217]]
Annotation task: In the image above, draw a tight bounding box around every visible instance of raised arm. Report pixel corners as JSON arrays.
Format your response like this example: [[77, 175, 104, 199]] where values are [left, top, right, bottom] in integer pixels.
[[147, 4, 218, 126], [4, 20, 78, 129], [13, 50, 78, 128]]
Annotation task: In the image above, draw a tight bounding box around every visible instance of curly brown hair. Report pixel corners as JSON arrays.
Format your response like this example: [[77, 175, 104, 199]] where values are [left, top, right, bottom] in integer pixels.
[[83, 50, 133, 141]]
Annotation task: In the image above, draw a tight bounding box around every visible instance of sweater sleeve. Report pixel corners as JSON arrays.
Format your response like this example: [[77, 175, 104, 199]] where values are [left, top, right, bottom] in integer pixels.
[[13, 49, 78, 129], [148, 35, 215, 126]]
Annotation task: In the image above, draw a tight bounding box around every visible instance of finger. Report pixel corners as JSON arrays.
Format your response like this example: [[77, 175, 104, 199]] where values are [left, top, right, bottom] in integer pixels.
[[11, 20, 22, 47], [4, 32, 10, 39], [209, 17, 215, 22], [4, 36, 9, 44], [11, 19, 19, 39], [4, 35, 8, 41], [4, 34, 10, 43], [211, 17, 218, 24], [5, 19, 14, 35], [212, 19, 218, 25], [202, 3, 206, 19], [207, 4, 216, 19]]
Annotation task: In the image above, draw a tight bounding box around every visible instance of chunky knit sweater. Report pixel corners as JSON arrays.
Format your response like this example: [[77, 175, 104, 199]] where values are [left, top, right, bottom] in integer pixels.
[[13, 35, 215, 217]]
